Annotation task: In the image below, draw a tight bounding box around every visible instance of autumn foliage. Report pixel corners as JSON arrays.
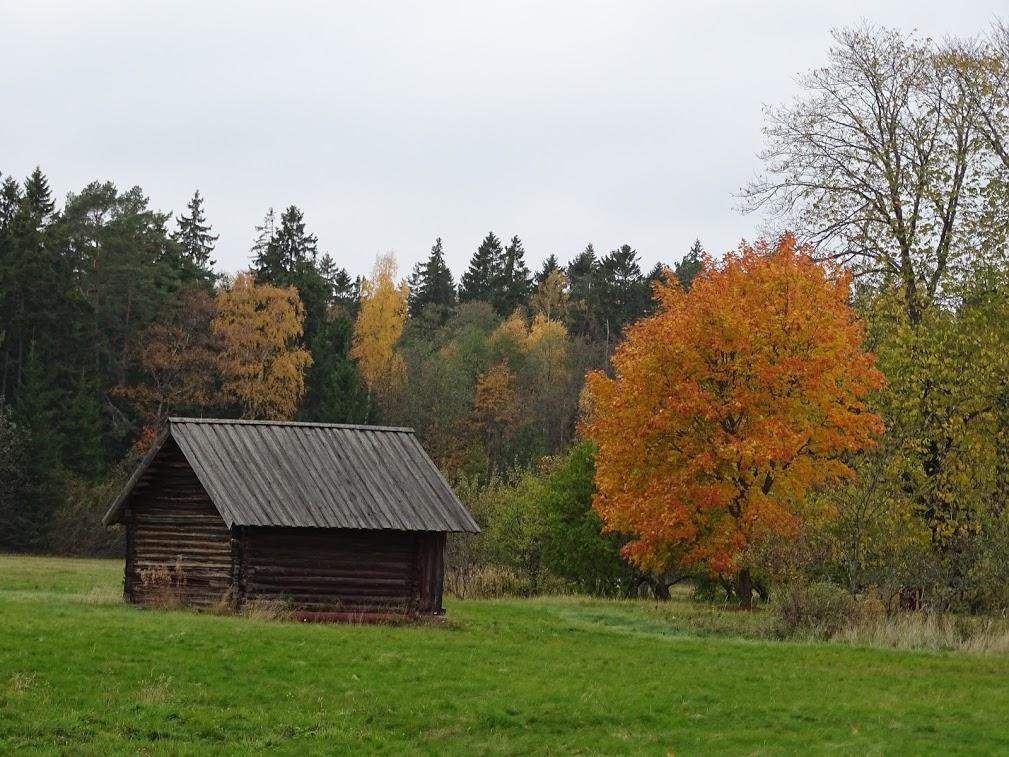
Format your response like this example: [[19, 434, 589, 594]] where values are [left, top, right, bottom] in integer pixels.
[[212, 272, 313, 420], [352, 253, 409, 397], [582, 234, 885, 606]]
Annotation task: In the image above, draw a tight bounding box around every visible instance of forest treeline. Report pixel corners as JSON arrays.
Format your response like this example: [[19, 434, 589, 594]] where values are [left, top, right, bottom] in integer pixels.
[[0, 169, 700, 558], [5, 22, 1009, 615]]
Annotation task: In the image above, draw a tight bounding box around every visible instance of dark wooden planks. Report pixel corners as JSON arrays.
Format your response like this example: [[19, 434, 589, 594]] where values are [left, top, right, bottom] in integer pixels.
[[238, 527, 445, 614], [124, 438, 233, 609]]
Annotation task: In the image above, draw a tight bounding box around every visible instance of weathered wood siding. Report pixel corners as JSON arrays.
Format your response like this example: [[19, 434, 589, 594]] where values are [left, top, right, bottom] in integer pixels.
[[238, 528, 446, 614], [124, 438, 232, 608]]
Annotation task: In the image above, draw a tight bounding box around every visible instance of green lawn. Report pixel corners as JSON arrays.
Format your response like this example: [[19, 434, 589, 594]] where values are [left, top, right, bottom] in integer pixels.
[[1, 555, 1008, 755]]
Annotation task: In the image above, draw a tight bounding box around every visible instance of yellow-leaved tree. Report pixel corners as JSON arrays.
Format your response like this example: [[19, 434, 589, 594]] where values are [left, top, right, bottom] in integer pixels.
[[352, 253, 408, 405], [212, 271, 313, 420]]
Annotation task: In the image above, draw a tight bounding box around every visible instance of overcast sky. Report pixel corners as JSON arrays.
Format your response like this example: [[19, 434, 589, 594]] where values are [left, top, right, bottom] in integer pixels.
[[2, 1, 1005, 278]]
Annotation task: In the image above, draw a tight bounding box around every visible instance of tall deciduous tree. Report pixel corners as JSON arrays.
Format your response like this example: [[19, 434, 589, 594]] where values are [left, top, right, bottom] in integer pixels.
[[583, 234, 885, 608], [352, 253, 408, 402], [472, 361, 518, 474], [113, 290, 221, 427], [530, 269, 570, 322], [212, 272, 312, 420], [742, 25, 1005, 325]]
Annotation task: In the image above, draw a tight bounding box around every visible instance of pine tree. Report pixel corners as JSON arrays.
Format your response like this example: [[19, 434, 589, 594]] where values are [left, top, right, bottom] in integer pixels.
[[496, 235, 533, 315], [173, 189, 218, 270], [675, 239, 704, 291], [459, 232, 504, 304], [409, 237, 456, 320]]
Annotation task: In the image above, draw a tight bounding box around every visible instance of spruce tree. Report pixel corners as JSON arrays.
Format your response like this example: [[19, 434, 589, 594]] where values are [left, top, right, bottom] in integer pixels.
[[597, 244, 648, 346], [0, 176, 21, 228], [645, 261, 668, 313], [331, 269, 359, 312], [251, 207, 276, 268], [675, 238, 704, 291], [536, 254, 560, 286], [407, 262, 425, 317], [496, 235, 533, 315], [173, 189, 218, 270], [253, 205, 318, 282], [252, 205, 328, 345], [409, 237, 456, 319], [566, 244, 600, 337], [459, 232, 504, 304], [567, 244, 598, 301], [318, 253, 357, 311], [22, 167, 54, 221]]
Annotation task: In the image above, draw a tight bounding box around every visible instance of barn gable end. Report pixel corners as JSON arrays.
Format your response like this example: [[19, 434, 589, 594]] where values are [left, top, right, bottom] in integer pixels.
[[123, 436, 233, 608]]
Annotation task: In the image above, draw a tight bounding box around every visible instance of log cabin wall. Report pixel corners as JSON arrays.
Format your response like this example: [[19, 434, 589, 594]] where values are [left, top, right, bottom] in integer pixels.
[[124, 438, 233, 608], [237, 528, 446, 614]]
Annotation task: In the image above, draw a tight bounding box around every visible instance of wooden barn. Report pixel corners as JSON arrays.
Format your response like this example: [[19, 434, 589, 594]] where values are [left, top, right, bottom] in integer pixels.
[[103, 418, 480, 618]]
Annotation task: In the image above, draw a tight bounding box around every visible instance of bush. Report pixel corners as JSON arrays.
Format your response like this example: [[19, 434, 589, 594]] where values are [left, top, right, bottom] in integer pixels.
[[444, 566, 537, 598], [773, 582, 857, 639], [47, 473, 125, 557]]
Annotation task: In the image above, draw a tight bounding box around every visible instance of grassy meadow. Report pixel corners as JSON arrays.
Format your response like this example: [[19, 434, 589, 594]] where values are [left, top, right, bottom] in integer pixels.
[[2, 555, 1009, 755]]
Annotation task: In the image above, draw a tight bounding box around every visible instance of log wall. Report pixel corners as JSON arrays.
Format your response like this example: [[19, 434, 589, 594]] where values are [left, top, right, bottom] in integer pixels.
[[238, 527, 446, 615], [124, 438, 233, 609]]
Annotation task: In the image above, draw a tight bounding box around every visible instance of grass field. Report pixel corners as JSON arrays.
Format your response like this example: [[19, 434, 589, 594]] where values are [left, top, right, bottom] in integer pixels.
[[2, 555, 1009, 755]]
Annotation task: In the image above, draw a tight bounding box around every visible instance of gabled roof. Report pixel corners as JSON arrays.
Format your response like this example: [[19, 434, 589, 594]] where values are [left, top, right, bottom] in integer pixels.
[[103, 418, 480, 533]]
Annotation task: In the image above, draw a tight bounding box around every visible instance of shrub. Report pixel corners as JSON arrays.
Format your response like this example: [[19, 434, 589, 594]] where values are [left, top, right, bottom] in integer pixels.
[[47, 473, 125, 557], [773, 582, 857, 639], [444, 566, 537, 599], [241, 598, 293, 621]]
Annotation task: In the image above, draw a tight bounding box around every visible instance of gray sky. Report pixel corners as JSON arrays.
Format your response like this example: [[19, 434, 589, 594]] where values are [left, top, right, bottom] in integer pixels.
[[3, 1, 1004, 278]]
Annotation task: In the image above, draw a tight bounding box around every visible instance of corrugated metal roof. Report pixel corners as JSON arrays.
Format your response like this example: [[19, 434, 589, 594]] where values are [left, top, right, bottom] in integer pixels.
[[104, 418, 480, 533]]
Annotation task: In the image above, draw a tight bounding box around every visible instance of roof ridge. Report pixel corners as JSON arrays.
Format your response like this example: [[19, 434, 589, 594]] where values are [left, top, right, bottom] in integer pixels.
[[168, 417, 415, 433]]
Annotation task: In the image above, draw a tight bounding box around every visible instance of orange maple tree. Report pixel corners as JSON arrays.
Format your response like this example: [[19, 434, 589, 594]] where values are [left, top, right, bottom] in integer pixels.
[[581, 234, 885, 607]]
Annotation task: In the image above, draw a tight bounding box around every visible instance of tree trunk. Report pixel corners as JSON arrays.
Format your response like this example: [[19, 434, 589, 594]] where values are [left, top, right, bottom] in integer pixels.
[[736, 568, 753, 611], [636, 574, 670, 600]]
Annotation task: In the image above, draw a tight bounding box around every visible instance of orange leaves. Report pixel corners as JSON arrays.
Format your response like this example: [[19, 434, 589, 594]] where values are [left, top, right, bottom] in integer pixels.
[[581, 233, 885, 577]]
